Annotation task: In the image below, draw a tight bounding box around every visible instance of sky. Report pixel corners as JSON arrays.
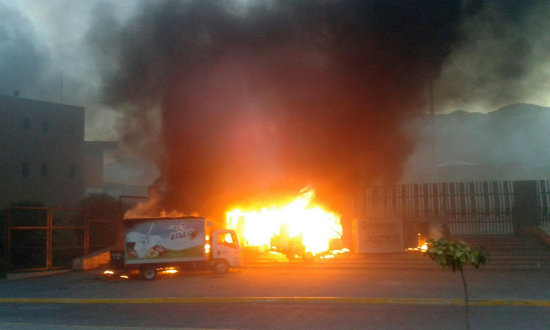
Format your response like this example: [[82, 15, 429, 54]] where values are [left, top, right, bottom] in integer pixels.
[[0, 0, 139, 140], [1, 0, 550, 215], [1, 0, 550, 141]]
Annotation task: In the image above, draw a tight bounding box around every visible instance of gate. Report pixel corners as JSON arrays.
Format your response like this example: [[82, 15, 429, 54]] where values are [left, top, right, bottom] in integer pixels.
[[358, 181, 516, 236], [536, 180, 550, 229], [7, 207, 88, 272], [357, 180, 550, 237]]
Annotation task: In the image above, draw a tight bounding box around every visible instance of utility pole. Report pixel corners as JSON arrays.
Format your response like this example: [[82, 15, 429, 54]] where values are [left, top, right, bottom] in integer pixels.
[[59, 72, 64, 102], [429, 79, 436, 183]]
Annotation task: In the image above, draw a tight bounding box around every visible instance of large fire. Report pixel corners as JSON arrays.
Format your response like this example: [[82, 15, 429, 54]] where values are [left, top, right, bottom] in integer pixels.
[[226, 189, 342, 256]]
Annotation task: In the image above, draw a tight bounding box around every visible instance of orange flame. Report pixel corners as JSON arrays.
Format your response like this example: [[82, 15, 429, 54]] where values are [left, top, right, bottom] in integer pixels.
[[226, 188, 342, 255], [405, 233, 428, 252]]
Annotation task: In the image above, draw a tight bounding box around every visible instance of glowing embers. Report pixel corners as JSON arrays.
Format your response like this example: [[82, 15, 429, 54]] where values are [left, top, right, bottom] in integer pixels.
[[160, 267, 179, 275], [103, 269, 115, 276], [405, 233, 428, 252], [226, 189, 342, 257], [103, 268, 130, 279]]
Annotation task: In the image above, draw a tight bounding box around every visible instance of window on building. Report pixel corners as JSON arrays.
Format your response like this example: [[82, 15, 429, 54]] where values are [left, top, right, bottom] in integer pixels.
[[23, 117, 30, 130], [22, 162, 29, 177], [42, 119, 49, 133], [41, 163, 48, 177]]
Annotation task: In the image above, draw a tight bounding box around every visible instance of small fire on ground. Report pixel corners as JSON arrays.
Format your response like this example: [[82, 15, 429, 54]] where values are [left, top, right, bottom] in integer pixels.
[[405, 233, 428, 252], [226, 188, 345, 257]]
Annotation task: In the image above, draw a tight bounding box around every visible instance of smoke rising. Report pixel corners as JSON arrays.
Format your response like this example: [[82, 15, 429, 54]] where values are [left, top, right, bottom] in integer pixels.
[[0, 1, 135, 141], [89, 0, 471, 216], [0, 4, 48, 97], [435, 1, 550, 112], [0, 0, 547, 217]]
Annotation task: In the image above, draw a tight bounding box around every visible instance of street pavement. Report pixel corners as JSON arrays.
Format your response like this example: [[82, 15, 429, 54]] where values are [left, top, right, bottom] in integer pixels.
[[1, 252, 549, 329]]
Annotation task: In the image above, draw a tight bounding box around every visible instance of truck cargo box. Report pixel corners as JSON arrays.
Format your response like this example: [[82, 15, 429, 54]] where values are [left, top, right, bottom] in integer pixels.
[[124, 217, 207, 265]]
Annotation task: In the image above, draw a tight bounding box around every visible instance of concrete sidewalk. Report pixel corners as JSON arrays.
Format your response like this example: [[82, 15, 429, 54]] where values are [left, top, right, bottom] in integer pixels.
[[1, 296, 550, 307], [2, 269, 71, 281]]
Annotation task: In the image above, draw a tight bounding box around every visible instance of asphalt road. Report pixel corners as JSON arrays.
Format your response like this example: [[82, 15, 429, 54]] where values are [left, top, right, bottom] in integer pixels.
[[1, 256, 549, 329]]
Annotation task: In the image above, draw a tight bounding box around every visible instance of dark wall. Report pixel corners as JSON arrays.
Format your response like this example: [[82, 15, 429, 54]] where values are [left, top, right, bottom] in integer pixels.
[[513, 180, 541, 226]]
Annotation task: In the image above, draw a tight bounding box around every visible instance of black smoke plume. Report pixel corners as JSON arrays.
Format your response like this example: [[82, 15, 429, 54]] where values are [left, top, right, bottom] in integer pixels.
[[436, 1, 550, 112], [89, 0, 471, 217], [0, 4, 47, 98]]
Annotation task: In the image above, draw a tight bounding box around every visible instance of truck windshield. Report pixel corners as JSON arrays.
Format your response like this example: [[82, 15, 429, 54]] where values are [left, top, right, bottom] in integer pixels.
[[217, 232, 238, 248]]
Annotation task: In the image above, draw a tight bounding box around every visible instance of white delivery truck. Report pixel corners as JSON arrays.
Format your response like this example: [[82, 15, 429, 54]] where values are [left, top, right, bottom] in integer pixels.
[[104, 216, 242, 280]]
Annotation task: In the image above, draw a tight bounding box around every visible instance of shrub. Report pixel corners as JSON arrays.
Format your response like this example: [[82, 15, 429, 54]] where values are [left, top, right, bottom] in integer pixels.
[[425, 237, 489, 330]]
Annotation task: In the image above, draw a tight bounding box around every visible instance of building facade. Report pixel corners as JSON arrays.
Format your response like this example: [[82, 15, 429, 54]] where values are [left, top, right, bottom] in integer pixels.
[[0, 94, 85, 208], [84, 141, 119, 193]]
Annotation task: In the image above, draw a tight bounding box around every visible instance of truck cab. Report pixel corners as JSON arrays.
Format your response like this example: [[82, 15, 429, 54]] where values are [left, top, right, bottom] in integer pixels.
[[210, 230, 242, 273]]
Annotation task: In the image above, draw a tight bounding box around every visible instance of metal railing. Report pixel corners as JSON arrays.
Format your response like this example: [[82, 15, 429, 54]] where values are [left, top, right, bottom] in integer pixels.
[[6, 207, 119, 272], [7, 207, 87, 271], [446, 215, 515, 236], [356, 180, 550, 237]]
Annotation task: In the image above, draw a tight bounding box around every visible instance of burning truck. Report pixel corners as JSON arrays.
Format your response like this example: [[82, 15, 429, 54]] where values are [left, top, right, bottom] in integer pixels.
[[104, 189, 345, 280], [104, 216, 242, 280]]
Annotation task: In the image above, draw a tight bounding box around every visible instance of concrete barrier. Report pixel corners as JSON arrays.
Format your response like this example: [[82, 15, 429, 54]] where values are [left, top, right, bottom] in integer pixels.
[[72, 248, 112, 271]]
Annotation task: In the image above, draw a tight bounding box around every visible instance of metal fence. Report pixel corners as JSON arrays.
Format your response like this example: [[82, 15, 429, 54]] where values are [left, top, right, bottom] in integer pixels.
[[6, 206, 119, 272], [360, 181, 514, 218], [537, 180, 550, 228], [357, 180, 550, 236], [7, 207, 87, 271]]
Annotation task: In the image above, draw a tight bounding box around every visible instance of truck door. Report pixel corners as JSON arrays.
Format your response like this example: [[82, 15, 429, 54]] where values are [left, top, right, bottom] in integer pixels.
[[212, 230, 242, 269]]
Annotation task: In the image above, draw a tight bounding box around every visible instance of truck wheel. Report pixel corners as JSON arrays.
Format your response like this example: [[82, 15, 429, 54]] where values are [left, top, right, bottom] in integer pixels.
[[140, 266, 157, 280], [213, 260, 230, 274]]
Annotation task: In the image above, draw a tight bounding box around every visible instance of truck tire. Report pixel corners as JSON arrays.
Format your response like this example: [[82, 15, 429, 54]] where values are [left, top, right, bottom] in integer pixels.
[[213, 260, 230, 274], [140, 265, 157, 280]]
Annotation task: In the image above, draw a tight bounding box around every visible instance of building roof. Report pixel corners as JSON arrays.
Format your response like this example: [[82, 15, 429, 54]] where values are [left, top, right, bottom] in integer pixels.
[[84, 141, 119, 154]]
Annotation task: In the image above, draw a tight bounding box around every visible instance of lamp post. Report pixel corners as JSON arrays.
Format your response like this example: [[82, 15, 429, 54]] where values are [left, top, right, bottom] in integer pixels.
[[429, 79, 436, 183]]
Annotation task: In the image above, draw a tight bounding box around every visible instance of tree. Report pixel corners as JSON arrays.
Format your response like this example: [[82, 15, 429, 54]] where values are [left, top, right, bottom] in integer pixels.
[[424, 238, 489, 330]]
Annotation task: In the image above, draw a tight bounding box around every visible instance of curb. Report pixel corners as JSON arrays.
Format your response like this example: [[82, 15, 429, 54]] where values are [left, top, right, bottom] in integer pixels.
[[2, 270, 70, 281], [1, 297, 549, 307]]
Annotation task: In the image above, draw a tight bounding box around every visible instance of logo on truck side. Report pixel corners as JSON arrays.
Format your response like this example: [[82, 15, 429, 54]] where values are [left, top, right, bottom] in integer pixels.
[[170, 223, 197, 240]]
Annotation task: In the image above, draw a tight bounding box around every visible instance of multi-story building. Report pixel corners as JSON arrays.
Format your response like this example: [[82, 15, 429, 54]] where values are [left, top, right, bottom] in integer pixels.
[[0, 94, 104, 208]]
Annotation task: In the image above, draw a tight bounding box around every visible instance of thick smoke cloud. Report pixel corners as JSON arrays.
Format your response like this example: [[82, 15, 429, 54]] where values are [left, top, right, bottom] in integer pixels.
[[0, 4, 48, 97], [0, 1, 133, 141], [436, 1, 550, 112], [89, 0, 470, 216]]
